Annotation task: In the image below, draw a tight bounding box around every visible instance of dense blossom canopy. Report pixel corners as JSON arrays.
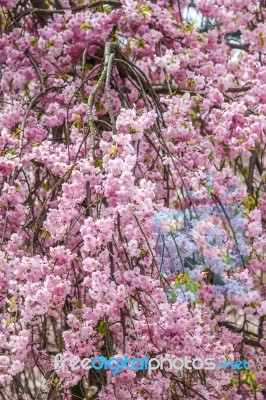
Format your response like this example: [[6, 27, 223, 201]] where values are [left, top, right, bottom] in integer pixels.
[[0, 0, 266, 399]]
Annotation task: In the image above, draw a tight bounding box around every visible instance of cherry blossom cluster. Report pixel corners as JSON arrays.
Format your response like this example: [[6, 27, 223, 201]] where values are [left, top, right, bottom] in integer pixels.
[[0, 0, 265, 399]]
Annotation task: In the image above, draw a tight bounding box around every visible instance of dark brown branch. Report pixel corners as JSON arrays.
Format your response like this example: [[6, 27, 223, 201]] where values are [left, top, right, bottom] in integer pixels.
[[227, 86, 251, 93], [218, 321, 262, 348], [247, 152, 256, 195], [6, 1, 121, 29], [152, 84, 251, 95]]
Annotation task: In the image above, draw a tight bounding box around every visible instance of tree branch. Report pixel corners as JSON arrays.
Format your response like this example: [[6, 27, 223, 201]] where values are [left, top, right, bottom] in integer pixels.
[[6, 1, 121, 29]]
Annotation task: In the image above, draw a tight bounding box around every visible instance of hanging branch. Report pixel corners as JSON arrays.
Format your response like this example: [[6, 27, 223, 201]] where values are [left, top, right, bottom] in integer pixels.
[[86, 42, 118, 159]]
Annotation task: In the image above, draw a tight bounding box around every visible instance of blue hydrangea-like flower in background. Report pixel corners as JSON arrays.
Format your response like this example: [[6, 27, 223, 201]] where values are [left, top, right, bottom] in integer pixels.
[[153, 173, 248, 303]]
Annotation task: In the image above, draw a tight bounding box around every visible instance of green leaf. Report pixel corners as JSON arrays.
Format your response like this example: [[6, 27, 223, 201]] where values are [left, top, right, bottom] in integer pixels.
[[185, 280, 200, 293], [194, 295, 200, 304], [222, 253, 231, 264], [95, 102, 105, 112], [259, 32, 265, 47], [55, 382, 62, 392], [139, 249, 148, 258], [75, 300, 83, 309], [197, 36, 205, 43], [58, 74, 71, 80], [242, 167, 249, 178], [97, 321, 107, 336], [31, 38, 38, 46], [130, 127, 139, 134], [84, 63, 93, 73], [186, 78, 196, 88], [209, 151, 215, 160], [172, 382, 177, 391], [136, 4, 152, 18], [174, 273, 189, 286], [206, 185, 212, 196], [137, 38, 145, 49], [72, 121, 82, 129], [41, 228, 52, 238], [94, 159, 103, 169], [125, 47, 132, 56], [112, 34, 119, 43], [245, 372, 256, 385], [80, 22, 89, 30], [88, 388, 97, 398], [44, 41, 54, 50], [246, 302, 258, 308], [168, 290, 177, 301], [241, 195, 256, 211], [186, 22, 195, 35], [42, 182, 52, 191], [22, 87, 29, 96], [5, 148, 17, 155], [243, 255, 250, 264], [9, 297, 16, 312]]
